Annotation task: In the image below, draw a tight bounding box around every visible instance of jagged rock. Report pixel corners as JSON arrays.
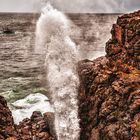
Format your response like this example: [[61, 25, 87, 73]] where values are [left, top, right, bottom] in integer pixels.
[[78, 10, 140, 140], [0, 96, 55, 140], [16, 111, 55, 140], [0, 96, 18, 139]]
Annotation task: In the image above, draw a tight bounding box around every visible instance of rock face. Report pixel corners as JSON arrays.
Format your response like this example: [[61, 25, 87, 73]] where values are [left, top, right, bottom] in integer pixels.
[[78, 10, 140, 140], [0, 96, 55, 140], [0, 96, 18, 139]]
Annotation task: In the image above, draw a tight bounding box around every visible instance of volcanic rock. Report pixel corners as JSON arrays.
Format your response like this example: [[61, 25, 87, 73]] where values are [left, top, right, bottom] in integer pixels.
[[16, 111, 55, 140], [0, 96, 55, 140], [78, 10, 140, 140], [0, 96, 18, 139]]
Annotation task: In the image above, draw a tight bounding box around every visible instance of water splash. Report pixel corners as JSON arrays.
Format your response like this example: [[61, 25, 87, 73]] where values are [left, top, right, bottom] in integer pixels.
[[36, 3, 80, 140], [10, 93, 54, 124]]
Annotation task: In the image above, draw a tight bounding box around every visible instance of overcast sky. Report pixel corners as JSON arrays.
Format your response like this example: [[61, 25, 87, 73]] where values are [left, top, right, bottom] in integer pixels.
[[0, 0, 139, 13]]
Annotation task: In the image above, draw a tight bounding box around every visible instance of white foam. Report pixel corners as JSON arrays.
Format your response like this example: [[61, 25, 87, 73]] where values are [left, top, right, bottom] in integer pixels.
[[10, 93, 54, 124]]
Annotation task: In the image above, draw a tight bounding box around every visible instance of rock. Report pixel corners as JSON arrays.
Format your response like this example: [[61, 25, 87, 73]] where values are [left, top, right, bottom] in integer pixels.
[[0, 96, 55, 140], [0, 96, 19, 139], [16, 111, 55, 140], [78, 10, 140, 140], [5, 137, 17, 140]]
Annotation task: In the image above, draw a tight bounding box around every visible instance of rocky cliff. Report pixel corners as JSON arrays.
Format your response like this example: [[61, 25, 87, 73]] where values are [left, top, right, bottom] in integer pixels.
[[78, 10, 140, 140]]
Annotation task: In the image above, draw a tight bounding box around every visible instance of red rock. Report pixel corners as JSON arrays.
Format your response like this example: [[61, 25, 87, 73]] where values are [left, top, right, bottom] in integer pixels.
[[112, 24, 122, 43], [17, 111, 55, 140], [0, 96, 19, 139], [78, 10, 140, 140], [0, 96, 55, 140]]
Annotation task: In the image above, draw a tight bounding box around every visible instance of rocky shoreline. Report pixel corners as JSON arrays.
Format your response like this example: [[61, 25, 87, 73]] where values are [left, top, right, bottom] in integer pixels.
[[0, 96, 55, 140], [78, 10, 140, 140], [0, 10, 140, 140]]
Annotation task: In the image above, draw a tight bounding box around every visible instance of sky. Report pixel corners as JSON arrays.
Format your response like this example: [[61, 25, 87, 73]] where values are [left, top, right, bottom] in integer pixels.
[[0, 0, 139, 13]]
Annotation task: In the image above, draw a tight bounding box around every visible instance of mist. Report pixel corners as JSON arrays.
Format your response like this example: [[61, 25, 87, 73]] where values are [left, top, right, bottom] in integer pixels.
[[0, 0, 139, 13]]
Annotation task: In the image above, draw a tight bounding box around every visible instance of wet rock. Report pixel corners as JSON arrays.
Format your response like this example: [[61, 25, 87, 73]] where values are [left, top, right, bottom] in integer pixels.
[[0, 96, 55, 140], [0, 96, 19, 139], [2, 27, 15, 35], [16, 111, 55, 140], [78, 10, 140, 140]]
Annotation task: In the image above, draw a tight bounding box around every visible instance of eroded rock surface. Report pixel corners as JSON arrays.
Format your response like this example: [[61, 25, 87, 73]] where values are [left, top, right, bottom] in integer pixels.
[[0, 96, 18, 139], [78, 10, 140, 140], [16, 111, 55, 140], [0, 96, 55, 140]]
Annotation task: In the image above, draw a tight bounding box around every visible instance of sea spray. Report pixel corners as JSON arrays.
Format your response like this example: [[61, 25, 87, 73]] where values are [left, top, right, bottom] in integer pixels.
[[10, 93, 54, 124], [35, 3, 80, 140]]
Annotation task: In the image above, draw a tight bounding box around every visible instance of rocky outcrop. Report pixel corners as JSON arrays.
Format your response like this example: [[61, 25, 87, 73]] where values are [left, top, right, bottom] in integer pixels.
[[78, 10, 140, 140], [16, 112, 55, 140], [0, 96, 55, 140], [0, 96, 19, 139]]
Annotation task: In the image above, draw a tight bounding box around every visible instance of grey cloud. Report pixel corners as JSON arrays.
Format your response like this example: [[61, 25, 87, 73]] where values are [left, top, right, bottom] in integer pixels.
[[123, 0, 140, 12], [0, 0, 41, 12], [51, 0, 124, 13], [0, 0, 139, 13]]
